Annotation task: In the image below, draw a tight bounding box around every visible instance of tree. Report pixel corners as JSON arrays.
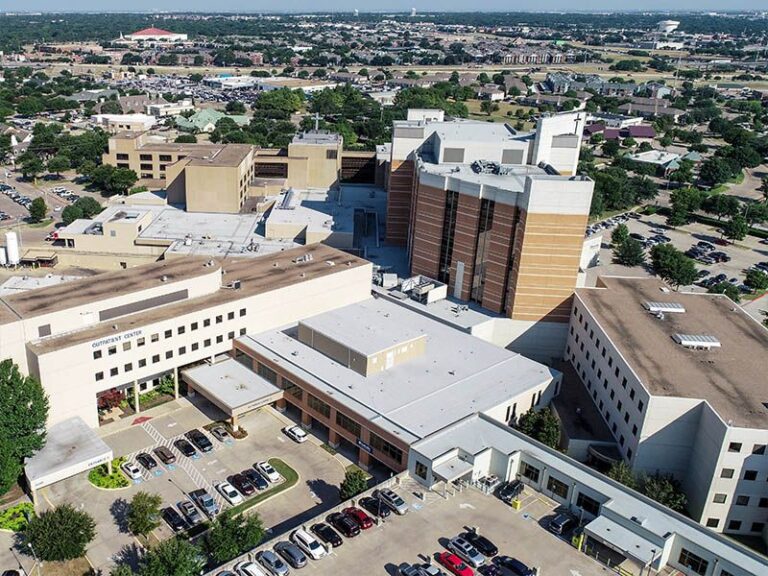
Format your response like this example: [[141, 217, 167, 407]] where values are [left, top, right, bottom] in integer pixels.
[[724, 214, 748, 242], [607, 461, 637, 490], [650, 244, 697, 288], [659, 134, 673, 148], [47, 155, 70, 177], [225, 100, 246, 115], [641, 473, 687, 513], [745, 269, 768, 291], [140, 537, 205, 576], [204, 510, 265, 565], [515, 408, 560, 449], [708, 281, 741, 303], [109, 564, 136, 576], [339, 467, 369, 500], [74, 196, 103, 219], [667, 187, 702, 228], [701, 194, 740, 221], [699, 157, 734, 186], [610, 223, 629, 246], [760, 177, 768, 203], [0, 360, 49, 494], [19, 154, 44, 180], [128, 491, 162, 537], [100, 100, 123, 115], [28, 197, 47, 223], [175, 134, 197, 144], [61, 205, 84, 225], [602, 140, 620, 157], [480, 100, 499, 116], [614, 238, 645, 267], [25, 504, 96, 561]]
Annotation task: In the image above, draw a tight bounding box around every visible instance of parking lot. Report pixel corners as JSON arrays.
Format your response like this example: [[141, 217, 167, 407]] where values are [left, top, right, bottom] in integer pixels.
[[213, 479, 607, 576], [586, 210, 768, 294], [41, 401, 347, 571]]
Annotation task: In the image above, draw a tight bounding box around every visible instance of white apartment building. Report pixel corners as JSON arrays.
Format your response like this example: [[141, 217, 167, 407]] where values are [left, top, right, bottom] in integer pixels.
[[0, 244, 372, 428], [146, 99, 195, 117], [565, 277, 768, 537]]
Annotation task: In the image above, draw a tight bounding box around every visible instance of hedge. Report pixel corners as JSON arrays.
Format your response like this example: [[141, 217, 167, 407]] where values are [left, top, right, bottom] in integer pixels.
[[0, 502, 35, 532], [88, 456, 130, 489]]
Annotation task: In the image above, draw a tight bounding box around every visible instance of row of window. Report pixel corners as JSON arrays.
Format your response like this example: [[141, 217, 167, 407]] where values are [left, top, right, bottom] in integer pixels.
[[94, 328, 247, 381], [92, 309, 247, 360], [726, 442, 765, 455], [712, 493, 768, 507]]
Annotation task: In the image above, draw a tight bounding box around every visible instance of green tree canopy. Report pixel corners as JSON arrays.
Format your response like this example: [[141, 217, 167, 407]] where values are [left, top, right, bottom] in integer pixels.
[[25, 504, 96, 561], [139, 537, 205, 576], [28, 197, 47, 223], [516, 407, 560, 449], [650, 244, 697, 288], [745, 269, 768, 291], [610, 223, 629, 246], [607, 461, 637, 490], [340, 467, 369, 500], [614, 238, 646, 267], [724, 214, 748, 242], [46, 154, 71, 176], [708, 281, 741, 303], [128, 491, 162, 537], [203, 509, 265, 565], [641, 473, 687, 513]]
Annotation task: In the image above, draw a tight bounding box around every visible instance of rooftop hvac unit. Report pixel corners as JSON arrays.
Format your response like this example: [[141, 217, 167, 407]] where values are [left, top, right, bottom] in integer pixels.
[[411, 281, 435, 296]]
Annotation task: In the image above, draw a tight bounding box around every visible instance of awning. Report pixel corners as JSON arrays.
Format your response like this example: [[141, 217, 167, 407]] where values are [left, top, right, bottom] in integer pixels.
[[584, 515, 659, 565], [589, 443, 622, 465], [183, 358, 283, 417], [25, 416, 113, 491], [433, 456, 474, 483]]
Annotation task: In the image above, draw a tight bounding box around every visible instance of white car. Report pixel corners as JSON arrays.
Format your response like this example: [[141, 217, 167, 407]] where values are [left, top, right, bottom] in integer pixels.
[[217, 481, 244, 505], [291, 528, 327, 560], [234, 561, 268, 576], [284, 425, 308, 443], [257, 461, 281, 483], [121, 461, 142, 480]]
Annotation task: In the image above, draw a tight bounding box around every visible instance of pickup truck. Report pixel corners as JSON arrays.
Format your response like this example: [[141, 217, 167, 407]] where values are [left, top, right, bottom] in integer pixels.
[[189, 488, 219, 518]]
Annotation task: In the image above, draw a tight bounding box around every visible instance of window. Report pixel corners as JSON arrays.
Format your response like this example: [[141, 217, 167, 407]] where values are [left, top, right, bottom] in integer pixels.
[[192, 343, 199, 351], [239, 308, 246, 317], [179, 346, 186, 355], [204, 319, 211, 327], [632, 424, 637, 435], [735, 495, 749, 506], [140, 163, 153, 171], [95, 372, 104, 381], [713, 494, 727, 504], [151, 333, 159, 343], [204, 338, 211, 347], [139, 154, 152, 161], [257, 363, 277, 385], [729, 442, 742, 453], [307, 394, 331, 418], [629, 388, 635, 400], [227, 311, 234, 320], [637, 400, 644, 412], [706, 518, 720, 528], [108, 346, 117, 356], [159, 154, 172, 162], [751, 522, 765, 533], [759, 498, 768, 508], [624, 412, 630, 423], [752, 444, 766, 455], [178, 326, 185, 335], [240, 328, 247, 336], [369, 432, 403, 464], [123, 341, 131, 352], [678, 549, 708, 576], [216, 335, 223, 344], [414, 461, 428, 480], [546, 476, 569, 499], [520, 462, 540, 483], [336, 411, 361, 437], [116, 153, 129, 160], [720, 571, 735, 576], [93, 350, 102, 360], [110, 367, 118, 377], [576, 492, 600, 516], [165, 350, 173, 359], [282, 377, 303, 400], [124, 363, 132, 372], [228, 331, 235, 340], [191, 322, 199, 331], [137, 337, 145, 347], [216, 315, 223, 324], [721, 468, 734, 479], [139, 359, 146, 368], [743, 470, 757, 481], [727, 520, 741, 531], [164, 329, 172, 339], [152, 354, 160, 363]]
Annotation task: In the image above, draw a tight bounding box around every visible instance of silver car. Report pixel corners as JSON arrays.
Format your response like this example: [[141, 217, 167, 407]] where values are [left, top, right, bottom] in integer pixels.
[[376, 488, 409, 515], [257, 550, 290, 576], [448, 536, 485, 568]]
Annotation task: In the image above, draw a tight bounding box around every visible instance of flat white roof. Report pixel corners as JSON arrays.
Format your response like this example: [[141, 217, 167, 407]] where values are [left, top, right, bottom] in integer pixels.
[[241, 298, 555, 444]]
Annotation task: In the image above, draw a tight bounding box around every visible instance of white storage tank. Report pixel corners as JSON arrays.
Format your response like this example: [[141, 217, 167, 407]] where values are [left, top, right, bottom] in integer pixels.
[[5, 231, 20, 266], [0, 246, 6, 266]]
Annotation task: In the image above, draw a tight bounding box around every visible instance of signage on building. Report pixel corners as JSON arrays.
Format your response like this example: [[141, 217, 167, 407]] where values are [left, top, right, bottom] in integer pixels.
[[91, 329, 143, 349], [357, 439, 373, 454]]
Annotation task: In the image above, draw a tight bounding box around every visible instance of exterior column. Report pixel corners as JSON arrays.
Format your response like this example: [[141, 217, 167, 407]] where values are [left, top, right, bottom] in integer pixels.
[[231, 413, 239, 432], [275, 398, 287, 412], [301, 410, 312, 429], [133, 381, 140, 414], [358, 449, 371, 472], [328, 429, 340, 448], [107, 460, 113, 475], [173, 367, 179, 399]]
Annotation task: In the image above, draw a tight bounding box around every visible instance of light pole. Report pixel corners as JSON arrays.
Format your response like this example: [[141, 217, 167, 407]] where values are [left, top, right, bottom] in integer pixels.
[[27, 542, 42, 576]]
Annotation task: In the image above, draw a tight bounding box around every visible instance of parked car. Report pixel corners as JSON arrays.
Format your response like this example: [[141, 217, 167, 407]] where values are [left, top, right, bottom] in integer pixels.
[[462, 531, 498, 557], [493, 557, 532, 576], [549, 513, 575, 535], [210, 425, 231, 443], [229, 473, 256, 496], [376, 487, 409, 515], [477, 566, 502, 576], [217, 481, 244, 505], [121, 461, 142, 480], [243, 468, 269, 490], [257, 461, 281, 483], [291, 528, 327, 560], [153, 446, 176, 465], [497, 480, 524, 503], [448, 536, 485, 568], [174, 438, 198, 458], [185, 429, 213, 452], [418, 565, 447, 576], [398, 564, 422, 576], [178, 500, 202, 525], [342, 506, 373, 529], [162, 507, 186, 531], [437, 552, 474, 576], [234, 561, 268, 576], [274, 541, 307, 569], [327, 511, 360, 538], [190, 488, 219, 518], [283, 425, 308, 443], [310, 522, 343, 547], [256, 550, 290, 576], [136, 452, 158, 470], [360, 495, 391, 518]]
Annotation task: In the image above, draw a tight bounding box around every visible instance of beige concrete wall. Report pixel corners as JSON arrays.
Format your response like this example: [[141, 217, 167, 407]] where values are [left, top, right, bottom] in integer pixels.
[[287, 141, 342, 189]]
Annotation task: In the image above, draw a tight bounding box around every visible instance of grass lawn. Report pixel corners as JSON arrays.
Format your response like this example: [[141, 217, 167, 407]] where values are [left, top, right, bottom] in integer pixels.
[[39, 557, 92, 576], [27, 218, 54, 228], [226, 458, 299, 517], [465, 99, 535, 128]]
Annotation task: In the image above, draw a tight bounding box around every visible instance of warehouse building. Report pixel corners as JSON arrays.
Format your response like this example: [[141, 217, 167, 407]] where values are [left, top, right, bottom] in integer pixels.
[[565, 277, 768, 536]]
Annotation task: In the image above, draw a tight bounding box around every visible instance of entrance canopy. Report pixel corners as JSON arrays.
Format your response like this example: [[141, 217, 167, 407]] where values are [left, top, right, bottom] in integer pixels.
[[25, 416, 113, 491], [183, 358, 283, 418], [433, 456, 474, 483], [584, 515, 658, 565]]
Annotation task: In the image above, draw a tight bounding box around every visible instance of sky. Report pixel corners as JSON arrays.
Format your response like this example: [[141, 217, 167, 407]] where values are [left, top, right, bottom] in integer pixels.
[[2, 2, 767, 13]]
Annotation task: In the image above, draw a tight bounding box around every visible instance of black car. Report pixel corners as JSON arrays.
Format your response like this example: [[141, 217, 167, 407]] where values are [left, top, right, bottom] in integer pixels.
[[494, 556, 533, 576], [162, 507, 186, 531], [229, 473, 255, 496], [153, 446, 176, 465], [327, 511, 361, 538], [311, 522, 343, 548], [243, 468, 269, 490], [136, 452, 158, 470], [359, 495, 391, 518], [462, 531, 498, 557], [497, 480, 524, 502], [185, 429, 213, 452], [478, 565, 503, 576], [174, 438, 198, 458]]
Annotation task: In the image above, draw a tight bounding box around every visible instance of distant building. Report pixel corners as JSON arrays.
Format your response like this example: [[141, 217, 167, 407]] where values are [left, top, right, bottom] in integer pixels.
[[91, 113, 157, 133], [122, 27, 188, 43], [175, 109, 250, 133]]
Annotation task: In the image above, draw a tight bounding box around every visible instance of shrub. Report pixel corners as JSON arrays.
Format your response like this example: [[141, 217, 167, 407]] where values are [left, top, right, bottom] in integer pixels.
[[0, 502, 35, 532], [88, 457, 130, 489]]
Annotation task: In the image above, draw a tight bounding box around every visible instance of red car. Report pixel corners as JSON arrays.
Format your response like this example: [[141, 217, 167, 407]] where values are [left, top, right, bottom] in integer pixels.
[[438, 552, 474, 576], [342, 506, 373, 529]]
